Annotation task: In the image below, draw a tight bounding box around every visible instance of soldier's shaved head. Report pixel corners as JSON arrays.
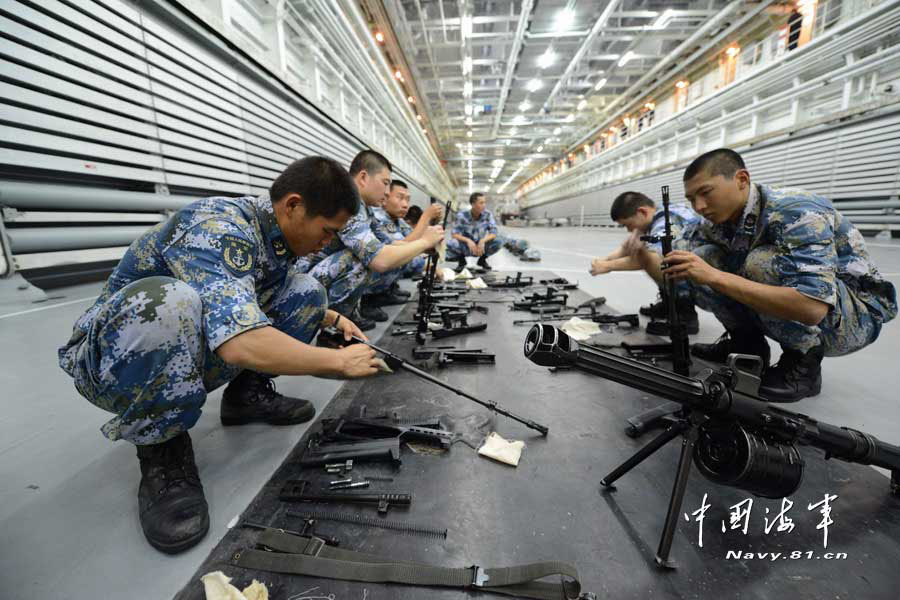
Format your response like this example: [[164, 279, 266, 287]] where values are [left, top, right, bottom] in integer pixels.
[[684, 148, 746, 181], [269, 156, 358, 218]]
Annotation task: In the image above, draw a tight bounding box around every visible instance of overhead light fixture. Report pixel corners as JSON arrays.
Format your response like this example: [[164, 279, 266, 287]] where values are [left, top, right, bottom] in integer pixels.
[[617, 51, 635, 67], [374, 31, 385, 44], [644, 102, 655, 110], [594, 77, 608, 90], [564, 113, 575, 123], [555, 8, 575, 32], [416, 114, 422, 121], [536, 145, 543, 152], [465, 103, 473, 116], [505, 139, 512, 145], [526, 79, 543, 92], [553, 127, 562, 135], [510, 128, 518, 136], [467, 130, 473, 138], [394, 70, 403, 81], [465, 116, 473, 125], [463, 55, 472, 74], [518, 100, 532, 112], [577, 99, 587, 111], [513, 115, 526, 125], [583, 144, 590, 152], [463, 81, 473, 97], [407, 95, 414, 103], [726, 45, 740, 58], [537, 48, 556, 69], [675, 80, 688, 89], [652, 9, 675, 30], [461, 14, 473, 40], [609, 126, 617, 132]]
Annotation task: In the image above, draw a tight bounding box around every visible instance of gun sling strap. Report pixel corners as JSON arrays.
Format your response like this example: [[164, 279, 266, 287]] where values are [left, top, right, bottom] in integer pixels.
[[230, 528, 583, 599]]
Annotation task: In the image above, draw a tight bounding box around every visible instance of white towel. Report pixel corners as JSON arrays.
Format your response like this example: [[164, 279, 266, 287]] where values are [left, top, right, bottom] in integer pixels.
[[478, 432, 526, 466]]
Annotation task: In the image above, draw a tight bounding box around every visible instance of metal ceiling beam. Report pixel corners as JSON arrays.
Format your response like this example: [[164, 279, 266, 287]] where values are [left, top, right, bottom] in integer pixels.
[[489, 0, 535, 139]]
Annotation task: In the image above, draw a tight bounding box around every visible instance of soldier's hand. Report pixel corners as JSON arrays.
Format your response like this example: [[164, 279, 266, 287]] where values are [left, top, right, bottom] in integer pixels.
[[337, 315, 368, 342], [466, 240, 478, 255], [590, 258, 611, 276], [423, 225, 445, 247], [338, 344, 379, 378], [662, 250, 721, 286], [425, 203, 444, 222], [622, 230, 644, 257]]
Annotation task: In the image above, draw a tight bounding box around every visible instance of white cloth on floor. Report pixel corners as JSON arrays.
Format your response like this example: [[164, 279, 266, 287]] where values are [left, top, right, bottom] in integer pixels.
[[478, 432, 526, 466], [440, 267, 457, 281], [467, 277, 488, 289], [455, 268, 473, 280], [561, 316, 602, 341], [201, 571, 268, 600]]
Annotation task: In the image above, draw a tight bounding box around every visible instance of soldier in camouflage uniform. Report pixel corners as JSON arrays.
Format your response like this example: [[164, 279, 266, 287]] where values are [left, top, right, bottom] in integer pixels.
[[591, 191, 702, 335], [58, 157, 380, 554], [447, 192, 502, 271], [650, 149, 897, 402], [297, 151, 444, 324]]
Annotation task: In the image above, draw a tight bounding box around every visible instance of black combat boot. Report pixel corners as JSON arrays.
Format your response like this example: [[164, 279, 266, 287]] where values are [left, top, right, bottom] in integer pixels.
[[645, 299, 700, 336], [476, 255, 492, 271], [640, 294, 667, 318], [453, 255, 467, 273], [136, 432, 209, 554], [221, 370, 315, 425], [759, 345, 824, 402], [359, 296, 388, 321], [366, 290, 408, 307], [691, 329, 771, 368], [349, 305, 376, 331], [390, 282, 411, 299]]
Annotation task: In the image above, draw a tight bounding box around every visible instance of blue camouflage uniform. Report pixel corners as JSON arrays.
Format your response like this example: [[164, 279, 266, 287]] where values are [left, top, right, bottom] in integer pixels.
[[446, 208, 502, 260], [58, 195, 327, 445], [296, 200, 402, 312], [685, 183, 897, 355], [647, 203, 701, 301], [371, 206, 426, 278]]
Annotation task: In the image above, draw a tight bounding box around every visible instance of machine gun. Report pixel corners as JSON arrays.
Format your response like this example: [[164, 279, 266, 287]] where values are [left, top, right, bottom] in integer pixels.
[[524, 324, 900, 568], [416, 200, 453, 343]]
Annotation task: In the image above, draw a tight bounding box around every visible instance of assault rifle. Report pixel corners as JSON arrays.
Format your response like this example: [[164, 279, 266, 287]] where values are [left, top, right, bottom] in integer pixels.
[[416, 200, 453, 343], [524, 324, 900, 568]]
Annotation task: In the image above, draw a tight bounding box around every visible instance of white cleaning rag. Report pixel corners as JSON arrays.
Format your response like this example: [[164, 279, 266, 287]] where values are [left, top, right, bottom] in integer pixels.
[[201, 571, 268, 600], [561, 316, 602, 341], [478, 432, 526, 466], [467, 277, 488, 289]]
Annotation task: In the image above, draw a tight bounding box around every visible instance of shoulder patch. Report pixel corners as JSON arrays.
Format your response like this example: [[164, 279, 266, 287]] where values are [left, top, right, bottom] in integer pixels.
[[222, 234, 254, 276]]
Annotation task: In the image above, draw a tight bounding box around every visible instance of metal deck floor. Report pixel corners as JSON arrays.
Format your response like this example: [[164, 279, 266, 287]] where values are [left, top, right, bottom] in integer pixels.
[[2, 226, 899, 599]]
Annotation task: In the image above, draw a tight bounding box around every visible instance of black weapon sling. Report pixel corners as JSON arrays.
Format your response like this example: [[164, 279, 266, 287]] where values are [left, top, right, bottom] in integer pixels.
[[230, 528, 583, 599]]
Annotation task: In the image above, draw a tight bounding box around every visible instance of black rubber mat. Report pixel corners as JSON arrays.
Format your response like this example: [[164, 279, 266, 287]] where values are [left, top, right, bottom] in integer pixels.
[[175, 271, 900, 600]]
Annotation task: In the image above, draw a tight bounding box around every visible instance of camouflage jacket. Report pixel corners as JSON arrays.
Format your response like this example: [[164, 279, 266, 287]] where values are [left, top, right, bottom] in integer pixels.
[[302, 199, 385, 270], [452, 208, 498, 242], [371, 206, 413, 244], [645, 203, 702, 254], [60, 195, 296, 364], [687, 183, 897, 322]]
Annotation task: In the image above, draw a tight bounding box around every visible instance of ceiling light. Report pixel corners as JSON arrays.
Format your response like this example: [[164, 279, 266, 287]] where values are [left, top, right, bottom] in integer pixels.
[[564, 113, 575, 123], [374, 31, 385, 44], [644, 102, 655, 110], [536, 145, 543, 152], [505, 140, 512, 145], [553, 127, 561, 135], [676, 80, 688, 89], [513, 115, 526, 125], [416, 114, 422, 121], [463, 55, 472, 74], [594, 77, 608, 90], [526, 79, 543, 92], [577, 99, 587, 111], [510, 128, 518, 136], [617, 51, 635, 67], [463, 81, 473, 97], [465, 103, 473, 116], [467, 130, 472, 138], [465, 116, 473, 125], [609, 126, 617, 132], [492, 159, 506, 167], [583, 144, 590, 152], [726, 45, 740, 58], [537, 48, 556, 69], [394, 70, 403, 80], [407, 96, 414, 103], [518, 100, 532, 112], [652, 9, 675, 30], [555, 8, 575, 32], [461, 14, 473, 40]]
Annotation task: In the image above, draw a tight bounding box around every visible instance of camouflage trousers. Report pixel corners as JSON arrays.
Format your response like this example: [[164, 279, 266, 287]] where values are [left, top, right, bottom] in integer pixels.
[[445, 238, 502, 261], [59, 274, 326, 445], [306, 249, 403, 314], [690, 245, 883, 356]]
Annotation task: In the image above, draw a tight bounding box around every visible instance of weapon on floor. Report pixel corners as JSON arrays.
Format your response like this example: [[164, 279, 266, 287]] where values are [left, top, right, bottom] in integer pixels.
[[286, 509, 448, 539], [513, 312, 639, 327], [240, 521, 340, 547], [524, 324, 900, 568], [390, 311, 488, 339], [413, 345, 496, 367], [300, 436, 403, 467], [487, 271, 534, 288], [319, 415, 455, 449], [511, 288, 569, 311], [340, 333, 549, 436], [539, 277, 579, 290], [280, 479, 411, 514]]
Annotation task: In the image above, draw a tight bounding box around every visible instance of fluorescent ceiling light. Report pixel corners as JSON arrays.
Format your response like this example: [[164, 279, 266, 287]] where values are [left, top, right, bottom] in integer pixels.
[[463, 81, 473, 97], [653, 9, 675, 29], [555, 8, 575, 32], [513, 115, 526, 125], [537, 48, 556, 69], [536, 145, 543, 152], [467, 130, 472, 137], [526, 79, 543, 92], [617, 51, 635, 67], [564, 113, 575, 123], [463, 55, 472, 74], [465, 103, 473, 116], [577, 99, 587, 110], [465, 116, 473, 125], [553, 127, 562, 135], [492, 159, 506, 167], [505, 140, 512, 145], [594, 77, 608, 90], [461, 14, 473, 40], [676, 80, 688, 89], [518, 100, 532, 112], [510, 128, 518, 136]]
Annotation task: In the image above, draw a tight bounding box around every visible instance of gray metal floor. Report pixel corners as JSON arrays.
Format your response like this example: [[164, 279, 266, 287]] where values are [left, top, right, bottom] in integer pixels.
[[1, 226, 899, 599]]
